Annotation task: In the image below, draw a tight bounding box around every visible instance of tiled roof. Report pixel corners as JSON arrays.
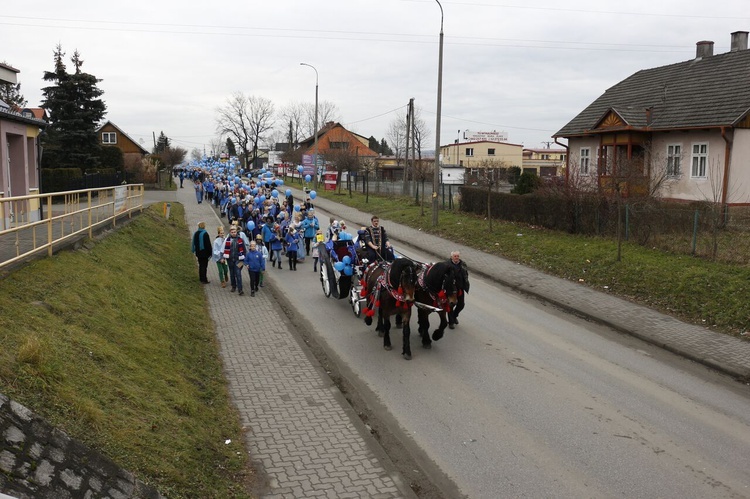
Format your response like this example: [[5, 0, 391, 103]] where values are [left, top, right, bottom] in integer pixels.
[[555, 48, 750, 137]]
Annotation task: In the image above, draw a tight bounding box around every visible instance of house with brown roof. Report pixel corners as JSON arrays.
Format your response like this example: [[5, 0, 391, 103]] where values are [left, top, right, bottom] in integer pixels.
[[95, 120, 149, 164], [297, 122, 378, 165], [554, 31, 750, 205]]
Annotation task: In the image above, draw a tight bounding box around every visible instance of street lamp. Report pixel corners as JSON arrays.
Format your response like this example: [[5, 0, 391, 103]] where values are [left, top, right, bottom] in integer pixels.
[[432, 0, 444, 227], [300, 62, 319, 190]]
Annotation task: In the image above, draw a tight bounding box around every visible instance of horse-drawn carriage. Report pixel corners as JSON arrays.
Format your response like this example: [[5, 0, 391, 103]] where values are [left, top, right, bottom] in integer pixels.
[[318, 238, 368, 316], [319, 236, 461, 360]]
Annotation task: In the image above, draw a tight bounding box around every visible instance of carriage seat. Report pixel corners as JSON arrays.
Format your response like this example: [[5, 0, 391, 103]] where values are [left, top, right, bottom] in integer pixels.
[[332, 240, 352, 262]]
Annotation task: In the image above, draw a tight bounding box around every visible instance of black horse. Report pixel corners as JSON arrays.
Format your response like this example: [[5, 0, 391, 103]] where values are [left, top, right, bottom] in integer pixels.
[[414, 261, 458, 349], [362, 258, 419, 359]]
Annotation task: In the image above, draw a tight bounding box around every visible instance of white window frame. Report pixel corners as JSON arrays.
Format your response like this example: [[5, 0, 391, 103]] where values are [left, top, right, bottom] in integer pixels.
[[579, 147, 590, 175], [465, 147, 474, 157], [102, 132, 117, 144], [666, 144, 682, 176], [690, 143, 708, 178]]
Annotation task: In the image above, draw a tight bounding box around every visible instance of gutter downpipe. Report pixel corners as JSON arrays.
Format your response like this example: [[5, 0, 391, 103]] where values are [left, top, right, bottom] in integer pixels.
[[720, 126, 731, 221], [554, 138, 569, 183]]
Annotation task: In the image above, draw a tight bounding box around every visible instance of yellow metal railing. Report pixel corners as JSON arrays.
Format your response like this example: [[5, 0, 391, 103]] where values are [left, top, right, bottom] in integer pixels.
[[0, 184, 144, 270]]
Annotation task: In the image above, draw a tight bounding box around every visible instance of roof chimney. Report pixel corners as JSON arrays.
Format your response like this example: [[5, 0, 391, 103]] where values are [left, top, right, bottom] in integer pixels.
[[730, 31, 749, 52], [696, 40, 714, 59]]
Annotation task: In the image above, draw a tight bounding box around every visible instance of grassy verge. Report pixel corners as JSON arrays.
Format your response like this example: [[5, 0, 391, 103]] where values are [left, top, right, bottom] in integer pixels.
[[0, 203, 253, 498], [318, 186, 750, 337]]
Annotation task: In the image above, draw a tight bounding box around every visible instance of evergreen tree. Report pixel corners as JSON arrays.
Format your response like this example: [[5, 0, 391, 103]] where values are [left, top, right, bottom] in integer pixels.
[[226, 137, 237, 157], [154, 131, 170, 153], [368, 136, 380, 154], [379, 138, 394, 156], [40, 46, 107, 169]]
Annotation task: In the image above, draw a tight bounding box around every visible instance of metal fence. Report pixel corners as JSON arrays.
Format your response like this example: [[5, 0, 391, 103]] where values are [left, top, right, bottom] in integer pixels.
[[0, 185, 145, 271]]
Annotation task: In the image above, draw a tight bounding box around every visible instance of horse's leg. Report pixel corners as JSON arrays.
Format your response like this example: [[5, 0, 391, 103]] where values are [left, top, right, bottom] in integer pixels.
[[418, 309, 432, 349], [432, 311, 448, 341], [401, 310, 412, 360], [395, 313, 403, 329], [376, 308, 385, 337], [383, 315, 392, 351]]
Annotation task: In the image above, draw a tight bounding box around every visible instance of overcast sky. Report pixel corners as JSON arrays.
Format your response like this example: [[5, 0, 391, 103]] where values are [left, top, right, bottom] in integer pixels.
[[2, 1, 749, 154]]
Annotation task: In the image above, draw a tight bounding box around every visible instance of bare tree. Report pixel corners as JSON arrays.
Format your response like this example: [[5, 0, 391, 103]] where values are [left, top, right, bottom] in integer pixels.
[[386, 117, 406, 166], [191, 148, 202, 161], [278, 102, 305, 146], [208, 136, 225, 159], [247, 96, 275, 169], [216, 92, 253, 168], [323, 145, 362, 195], [303, 100, 340, 137]]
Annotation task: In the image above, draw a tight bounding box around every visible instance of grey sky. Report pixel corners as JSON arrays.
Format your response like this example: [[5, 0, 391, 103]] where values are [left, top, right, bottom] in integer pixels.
[[2, 0, 748, 154]]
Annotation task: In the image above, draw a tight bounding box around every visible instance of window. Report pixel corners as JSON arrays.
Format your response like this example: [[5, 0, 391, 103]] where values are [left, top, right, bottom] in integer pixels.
[[465, 147, 474, 157], [488, 148, 495, 156], [691, 143, 707, 177], [579, 147, 590, 175], [329, 141, 348, 149], [102, 132, 117, 144], [667, 144, 682, 176], [541, 154, 550, 160]]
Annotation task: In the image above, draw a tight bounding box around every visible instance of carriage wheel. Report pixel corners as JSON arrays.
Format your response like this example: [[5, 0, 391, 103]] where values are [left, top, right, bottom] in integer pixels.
[[350, 286, 362, 317], [320, 259, 333, 297]]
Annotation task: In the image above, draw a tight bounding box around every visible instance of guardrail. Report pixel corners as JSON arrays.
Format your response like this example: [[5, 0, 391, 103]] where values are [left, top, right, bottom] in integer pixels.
[[0, 184, 144, 270]]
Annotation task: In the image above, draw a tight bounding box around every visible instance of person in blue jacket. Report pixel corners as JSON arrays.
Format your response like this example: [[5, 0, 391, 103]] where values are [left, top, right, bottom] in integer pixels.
[[245, 240, 266, 297], [300, 209, 320, 258], [284, 227, 301, 271]]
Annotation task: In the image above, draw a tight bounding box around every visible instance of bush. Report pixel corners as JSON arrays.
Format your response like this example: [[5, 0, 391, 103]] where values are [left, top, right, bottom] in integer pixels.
[[511, 172, 541, 194], [41, 168, 83, 193]]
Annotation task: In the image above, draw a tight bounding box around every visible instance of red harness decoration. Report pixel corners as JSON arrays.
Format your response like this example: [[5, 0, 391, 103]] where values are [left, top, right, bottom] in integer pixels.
[[418, 264, 451, 312], [363, 262, 413, 317]]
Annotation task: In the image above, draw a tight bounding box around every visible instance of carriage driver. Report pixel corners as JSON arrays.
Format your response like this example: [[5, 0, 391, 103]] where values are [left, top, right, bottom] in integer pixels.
[[364, 216, 394, 262]]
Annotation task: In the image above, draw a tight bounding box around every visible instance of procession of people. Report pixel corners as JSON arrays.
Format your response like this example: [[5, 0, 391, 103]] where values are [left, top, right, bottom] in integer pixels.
[[189, 159, 469, 323]]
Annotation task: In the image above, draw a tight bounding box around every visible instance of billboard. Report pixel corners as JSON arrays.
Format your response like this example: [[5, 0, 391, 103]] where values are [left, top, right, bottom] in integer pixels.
[[464, 130, 508, 142]]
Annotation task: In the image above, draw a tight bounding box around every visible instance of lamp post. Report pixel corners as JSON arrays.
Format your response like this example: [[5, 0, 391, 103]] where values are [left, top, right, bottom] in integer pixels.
[[432, 0, 444, 227], [300, 62, 319, 190]]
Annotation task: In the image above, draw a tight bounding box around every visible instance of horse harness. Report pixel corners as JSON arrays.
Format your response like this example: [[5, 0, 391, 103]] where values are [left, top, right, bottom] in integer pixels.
[[360, 261, 413, 317], [417, 264, 452, 312]]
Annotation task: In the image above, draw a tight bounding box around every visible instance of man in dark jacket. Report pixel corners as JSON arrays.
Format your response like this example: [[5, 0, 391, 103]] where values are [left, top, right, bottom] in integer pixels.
[[447, 250, 469, 329], [191, 221, 213, 284]]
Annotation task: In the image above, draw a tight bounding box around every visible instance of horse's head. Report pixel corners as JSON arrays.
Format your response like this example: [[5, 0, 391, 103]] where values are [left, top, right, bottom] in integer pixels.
[[441, 266, 459, 306], [397, 261, 418, 302]]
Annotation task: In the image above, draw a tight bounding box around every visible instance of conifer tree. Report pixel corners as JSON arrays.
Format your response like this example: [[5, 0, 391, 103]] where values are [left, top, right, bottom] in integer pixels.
[[41, 46, 107, 169]]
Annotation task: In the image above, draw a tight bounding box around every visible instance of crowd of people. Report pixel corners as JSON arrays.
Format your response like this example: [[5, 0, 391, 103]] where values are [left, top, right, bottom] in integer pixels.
[[188, 161, 470, 323]]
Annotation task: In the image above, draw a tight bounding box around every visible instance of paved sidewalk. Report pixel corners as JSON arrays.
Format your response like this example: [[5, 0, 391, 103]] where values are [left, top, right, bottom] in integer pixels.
[[291, 187, 750, 382], [177, 187, 410, 498]]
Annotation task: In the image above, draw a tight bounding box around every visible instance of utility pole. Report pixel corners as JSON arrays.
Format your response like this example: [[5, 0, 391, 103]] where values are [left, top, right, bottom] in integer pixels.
[[432, 0, 444, 227], [404, 98, 413, 196]]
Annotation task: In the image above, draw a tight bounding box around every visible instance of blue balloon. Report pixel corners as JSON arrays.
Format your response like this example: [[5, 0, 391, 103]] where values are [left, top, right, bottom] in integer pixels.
[[277, 179, 284, 186], [297, 165, 304, 173], [310, 190, 317, 199], [254, 197, 260, 204], [285, 189, 292, 197], [294, 205, 300, 212], [342, 255, 351, 264], [343, 265, 353, 276], [246, 221, 255, 231], [304, 174, 311, 182], [333, 261, 345, 271], [271, 189, 279, 198], [252, 188, 258, 195], [259, 195, 266, 202]]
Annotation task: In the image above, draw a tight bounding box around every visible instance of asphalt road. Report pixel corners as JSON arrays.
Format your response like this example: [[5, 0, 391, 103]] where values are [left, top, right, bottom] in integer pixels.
[[267, 205, 750, 499]]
